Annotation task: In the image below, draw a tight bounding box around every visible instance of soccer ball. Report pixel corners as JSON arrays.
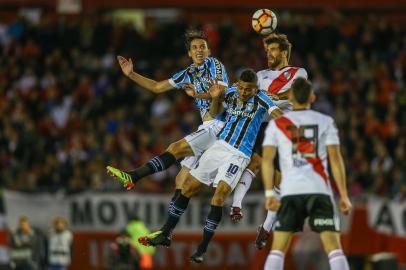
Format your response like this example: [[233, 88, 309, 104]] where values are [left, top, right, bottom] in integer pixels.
[[251, 9, 277, 35]]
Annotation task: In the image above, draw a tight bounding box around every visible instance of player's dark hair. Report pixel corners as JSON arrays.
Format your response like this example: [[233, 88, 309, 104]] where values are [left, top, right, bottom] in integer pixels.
[[291, 77, 312, 104], [264, 33, 292, 62], [239, 69, 258, 83], [184, 30, 209, 50]]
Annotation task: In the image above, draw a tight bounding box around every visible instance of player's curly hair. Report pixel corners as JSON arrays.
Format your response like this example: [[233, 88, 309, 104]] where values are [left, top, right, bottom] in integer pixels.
[[263, 33, 292, 62], [184, 29, 209, 50]]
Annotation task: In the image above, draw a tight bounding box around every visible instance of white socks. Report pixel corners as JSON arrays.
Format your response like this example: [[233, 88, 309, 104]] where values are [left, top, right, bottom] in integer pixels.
[[264, 250, 284, 270], [231, 169, 255, 208], [328, 249, 350, 270]]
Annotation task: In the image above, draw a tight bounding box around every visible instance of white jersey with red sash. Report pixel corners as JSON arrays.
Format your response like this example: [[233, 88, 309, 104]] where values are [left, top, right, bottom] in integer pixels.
[[257, 66, 308, 113], [262, 109, 340, 197]]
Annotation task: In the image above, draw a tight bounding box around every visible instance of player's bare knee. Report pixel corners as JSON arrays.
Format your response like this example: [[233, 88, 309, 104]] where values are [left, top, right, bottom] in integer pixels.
[[211, 194, 227, 206], [247, 153, 261, 174], [166, 141, 182, 157], [181, 175, 201, 198]]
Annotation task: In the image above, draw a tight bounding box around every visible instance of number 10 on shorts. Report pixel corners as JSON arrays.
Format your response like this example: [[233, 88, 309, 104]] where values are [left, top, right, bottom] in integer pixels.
[[227, 164, 239, 175]]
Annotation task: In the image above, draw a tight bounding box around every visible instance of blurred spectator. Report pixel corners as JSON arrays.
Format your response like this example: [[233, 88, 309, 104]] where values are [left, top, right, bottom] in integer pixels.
[[106, 230, 140, 270], [126, 216, 155, 270], [47, 217, 73, 270], [9, 216, 41, 270]]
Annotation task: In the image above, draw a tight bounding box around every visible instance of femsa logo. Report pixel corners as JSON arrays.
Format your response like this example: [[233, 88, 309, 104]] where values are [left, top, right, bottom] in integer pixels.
[[314, 218, 334, 226]]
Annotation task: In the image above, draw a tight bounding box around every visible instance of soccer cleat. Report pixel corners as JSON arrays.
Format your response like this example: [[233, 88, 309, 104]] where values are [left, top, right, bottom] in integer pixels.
[[255, 225, 270, 250], [138, 231, 171, 247], [190, 250, 205, 263], [230, 206, 243, 222], [106, 166, 135, 190]]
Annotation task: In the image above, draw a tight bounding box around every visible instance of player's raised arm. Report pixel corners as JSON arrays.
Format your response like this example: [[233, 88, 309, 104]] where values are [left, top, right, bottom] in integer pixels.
[[117, 55, 173, 94], [327, 145, 352, 215]]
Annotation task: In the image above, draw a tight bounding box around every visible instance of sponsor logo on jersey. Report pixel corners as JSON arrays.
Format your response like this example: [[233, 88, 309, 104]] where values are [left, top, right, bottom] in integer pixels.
[[214, 59, 223, 80], [227, 108, 255, 119], [314, 218, 334, 226]]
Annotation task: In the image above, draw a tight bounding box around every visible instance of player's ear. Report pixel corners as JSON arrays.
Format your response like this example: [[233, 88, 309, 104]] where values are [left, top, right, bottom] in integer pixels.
[[288, 89, 293, 101], [188, 50, 192, 58], [310, 93, 316, 103]]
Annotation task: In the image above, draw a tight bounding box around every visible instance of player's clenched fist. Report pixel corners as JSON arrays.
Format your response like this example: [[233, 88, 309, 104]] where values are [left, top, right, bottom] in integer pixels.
[[117, 55, 133, 77]]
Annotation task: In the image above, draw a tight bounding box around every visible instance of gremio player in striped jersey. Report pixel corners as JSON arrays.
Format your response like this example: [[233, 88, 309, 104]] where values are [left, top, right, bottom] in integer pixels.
[[107, 30, 227, 198], [141, 69, 283, 263], [107, 30, 260, 219]]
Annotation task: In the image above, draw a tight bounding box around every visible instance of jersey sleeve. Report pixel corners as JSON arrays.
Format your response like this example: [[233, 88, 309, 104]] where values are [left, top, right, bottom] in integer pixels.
[[168, 68, 192, 88], [325, 117, 340, 145], [210, 57, 229, 87], [263, 121, 277, 147], [259, 91, 279, 115]]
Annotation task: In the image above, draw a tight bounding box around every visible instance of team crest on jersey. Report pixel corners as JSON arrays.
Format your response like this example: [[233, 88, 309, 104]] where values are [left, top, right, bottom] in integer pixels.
[[284, 71, 292, 80]]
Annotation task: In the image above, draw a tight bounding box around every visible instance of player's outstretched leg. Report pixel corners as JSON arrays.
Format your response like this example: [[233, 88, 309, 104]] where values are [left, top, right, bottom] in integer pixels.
[[139, 175, 202, 247], [191, 181, 231, 263], [230, 153, 260, 221]]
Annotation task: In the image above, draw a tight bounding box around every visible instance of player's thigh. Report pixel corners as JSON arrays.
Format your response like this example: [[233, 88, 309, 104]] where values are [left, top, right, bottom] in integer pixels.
[[319, 231, 342, 254], [189, 142, 228, 187], [274, 196, 306, 233], [181, 173, 205, 197], [211, 180, 233, 206], [175, 166, 190, 189], [307, 195, 340, 233], [214, 148, 250, 191], [271, 231, 294, 253], [182, 121, 220, 157]]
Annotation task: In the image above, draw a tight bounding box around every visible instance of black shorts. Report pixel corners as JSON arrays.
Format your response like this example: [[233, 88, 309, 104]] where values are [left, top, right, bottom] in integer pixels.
[[273, 194, 339, 233]]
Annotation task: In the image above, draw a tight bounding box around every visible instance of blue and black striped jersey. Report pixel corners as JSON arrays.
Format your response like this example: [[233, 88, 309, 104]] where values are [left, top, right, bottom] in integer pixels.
[[169, 57, 229, 121], [219, 87, 278, 157]]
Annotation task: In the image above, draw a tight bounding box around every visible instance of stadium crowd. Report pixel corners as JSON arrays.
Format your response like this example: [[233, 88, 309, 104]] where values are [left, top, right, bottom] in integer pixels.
[[0, 11, 404, 200]]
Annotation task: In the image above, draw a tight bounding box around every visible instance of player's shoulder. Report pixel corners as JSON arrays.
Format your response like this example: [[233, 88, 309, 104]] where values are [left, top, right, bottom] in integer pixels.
[[287, 110, 334, 124], [292, 67, 308, 79], [258, 90, 272, 100], [207, 56, 224, 65], [257, 90, 275, 106], [256, 69, 267, 77]]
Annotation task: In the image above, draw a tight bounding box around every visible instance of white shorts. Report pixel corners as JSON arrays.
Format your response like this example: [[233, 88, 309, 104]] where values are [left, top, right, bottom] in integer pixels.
[[190, 140, 250, 190], [180, 119, 225, 170]]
